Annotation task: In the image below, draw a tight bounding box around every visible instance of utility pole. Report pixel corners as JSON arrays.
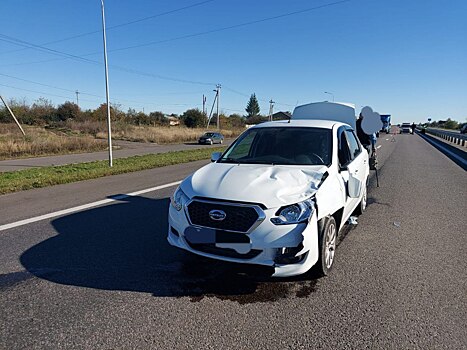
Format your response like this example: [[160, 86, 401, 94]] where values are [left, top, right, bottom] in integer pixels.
[[268, 99, 275, 121], [75, 90, 80, 107], [202, 94, 206, 116], [207, 89, 216, 128], [101, 0, 113, 167], [0, 94, 25, 135], [215, 84, 221, 130]]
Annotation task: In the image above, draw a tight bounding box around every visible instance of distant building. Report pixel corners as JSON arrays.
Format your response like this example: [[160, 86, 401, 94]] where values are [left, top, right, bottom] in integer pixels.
[[165, 115, 180, 126], [272, 111, 292, 121]]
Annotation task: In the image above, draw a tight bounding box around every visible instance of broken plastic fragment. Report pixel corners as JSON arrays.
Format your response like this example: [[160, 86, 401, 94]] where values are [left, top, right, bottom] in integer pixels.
[[393, 221, 401, 227], [348, 216, 358, 225]]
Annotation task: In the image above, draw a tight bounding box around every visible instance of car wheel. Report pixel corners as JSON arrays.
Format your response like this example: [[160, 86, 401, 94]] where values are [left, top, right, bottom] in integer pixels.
[[210, 140, 213, 145], [354, 179, 367, 215], [314, 216, 337, 277], [220, 139, 223, 144]]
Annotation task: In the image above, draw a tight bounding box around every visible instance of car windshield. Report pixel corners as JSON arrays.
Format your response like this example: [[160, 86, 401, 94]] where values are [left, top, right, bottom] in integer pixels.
[[219, 127, 332, 166], [203, 133, 215, 137]]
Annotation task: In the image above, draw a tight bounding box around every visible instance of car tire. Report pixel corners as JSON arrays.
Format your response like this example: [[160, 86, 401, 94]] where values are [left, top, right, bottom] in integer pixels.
[[314, 216, 337, 277], [354, 179, 367, 215]]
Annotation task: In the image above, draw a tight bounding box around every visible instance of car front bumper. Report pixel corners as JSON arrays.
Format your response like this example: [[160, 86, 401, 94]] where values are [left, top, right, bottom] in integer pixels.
[[167, 203, 320, 277]]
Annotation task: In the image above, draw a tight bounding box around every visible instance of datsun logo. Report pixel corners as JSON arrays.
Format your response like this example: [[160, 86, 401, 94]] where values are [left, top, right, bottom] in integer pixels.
[[209, 210, 227, 221]]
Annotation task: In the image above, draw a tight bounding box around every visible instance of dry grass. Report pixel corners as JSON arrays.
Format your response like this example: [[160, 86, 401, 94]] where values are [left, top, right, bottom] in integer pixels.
[[0, 124, 107, 160], [64, 119, 106, 135], [96, 125, 244, 144], [64, 120, 244, 144], [0, 121, 244, 160]]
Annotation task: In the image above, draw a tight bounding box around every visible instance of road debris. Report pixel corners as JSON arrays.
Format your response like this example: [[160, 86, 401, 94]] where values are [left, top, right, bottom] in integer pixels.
[[348, 216, 358, 225]]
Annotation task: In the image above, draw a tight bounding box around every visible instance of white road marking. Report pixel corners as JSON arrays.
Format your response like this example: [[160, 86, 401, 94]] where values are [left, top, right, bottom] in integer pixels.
[[0, 180, 182, 232], [377, 145, 382, 149], [418, 134, 467, 167]]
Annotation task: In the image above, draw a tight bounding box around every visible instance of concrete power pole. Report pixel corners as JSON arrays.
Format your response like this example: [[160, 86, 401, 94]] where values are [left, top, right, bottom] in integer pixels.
[[75, 90, 80, 108], [268, 99, 275, 121], [101, 0, 113, 167], [0, 94, 25, 135], [216, 84, 221, 130]]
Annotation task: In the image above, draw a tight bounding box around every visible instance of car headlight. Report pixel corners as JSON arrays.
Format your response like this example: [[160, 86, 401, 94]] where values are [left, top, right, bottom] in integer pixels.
[[270, 199, 314, 225], [171, 187, 189, 211]]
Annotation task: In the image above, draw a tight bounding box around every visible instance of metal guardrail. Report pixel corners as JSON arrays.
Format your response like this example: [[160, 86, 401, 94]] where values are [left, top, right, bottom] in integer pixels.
[[422, 128, 467, 147]]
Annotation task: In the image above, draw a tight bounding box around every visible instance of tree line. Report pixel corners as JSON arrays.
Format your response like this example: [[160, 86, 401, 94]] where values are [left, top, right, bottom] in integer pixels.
[[425, 118, 465, 130], [0, 93, 289, 129]]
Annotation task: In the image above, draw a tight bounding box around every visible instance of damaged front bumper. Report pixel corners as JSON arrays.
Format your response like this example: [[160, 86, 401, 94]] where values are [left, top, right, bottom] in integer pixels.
[[167, 203, 320, 277]]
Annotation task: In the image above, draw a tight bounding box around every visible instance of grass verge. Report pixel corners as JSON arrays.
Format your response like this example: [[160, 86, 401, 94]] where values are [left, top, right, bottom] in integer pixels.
[[0, 146, 226, 195]]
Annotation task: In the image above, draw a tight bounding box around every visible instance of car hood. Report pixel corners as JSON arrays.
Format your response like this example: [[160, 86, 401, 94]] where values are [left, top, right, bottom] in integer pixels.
[[182, 163, 327, 208]]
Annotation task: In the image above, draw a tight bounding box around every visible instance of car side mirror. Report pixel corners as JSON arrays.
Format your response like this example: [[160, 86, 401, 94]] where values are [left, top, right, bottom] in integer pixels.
[[211, 152, 222, 162]]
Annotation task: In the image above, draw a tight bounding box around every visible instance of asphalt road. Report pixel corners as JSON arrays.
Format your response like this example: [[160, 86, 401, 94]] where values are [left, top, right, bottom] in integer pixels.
[[0, 139, 233, 172], [0, 133, 465, 349]]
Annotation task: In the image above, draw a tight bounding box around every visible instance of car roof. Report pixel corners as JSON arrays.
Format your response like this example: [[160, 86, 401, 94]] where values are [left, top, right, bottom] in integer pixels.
[[249, 119, 349, 130]]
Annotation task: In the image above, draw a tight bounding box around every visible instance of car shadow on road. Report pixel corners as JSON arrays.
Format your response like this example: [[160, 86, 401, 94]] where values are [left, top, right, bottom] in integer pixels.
[[19, 196, 318, 304]]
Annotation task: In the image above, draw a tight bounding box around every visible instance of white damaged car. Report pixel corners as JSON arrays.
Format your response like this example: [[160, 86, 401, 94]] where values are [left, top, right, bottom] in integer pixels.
[[168, 102, 369, 277]]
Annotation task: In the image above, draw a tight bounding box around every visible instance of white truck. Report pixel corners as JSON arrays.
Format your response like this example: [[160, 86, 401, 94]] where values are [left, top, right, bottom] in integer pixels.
[[168, 102, 369, 277]]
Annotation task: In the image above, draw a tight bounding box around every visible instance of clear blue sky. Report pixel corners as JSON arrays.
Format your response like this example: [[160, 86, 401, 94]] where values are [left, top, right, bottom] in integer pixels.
[[0, 0, 466, 124]]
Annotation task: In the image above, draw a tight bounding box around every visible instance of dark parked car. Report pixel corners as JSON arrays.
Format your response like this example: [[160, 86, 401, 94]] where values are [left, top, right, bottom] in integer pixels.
[[461, 124, 467, 134], [198, 132, 224, 145]]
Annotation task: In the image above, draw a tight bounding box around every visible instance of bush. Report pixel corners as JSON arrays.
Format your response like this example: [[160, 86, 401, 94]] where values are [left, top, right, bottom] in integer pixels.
[[181, 109, 206, 128], [57, 101, 81, 121]]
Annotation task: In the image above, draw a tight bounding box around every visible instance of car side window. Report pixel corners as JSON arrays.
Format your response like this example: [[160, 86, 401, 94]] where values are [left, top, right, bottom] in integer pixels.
[[338, 129, 351, 166], [345, 130, 361, 159], [227, 130, 257, 159]]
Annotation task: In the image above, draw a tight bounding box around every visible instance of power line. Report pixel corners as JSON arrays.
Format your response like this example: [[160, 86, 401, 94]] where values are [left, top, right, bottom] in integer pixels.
[[0, 80, 204, 109], [0, 0, 351, 67], [107, 0, 351, 53], [0, 35, 215, 86], [0, 34, 100, 66], [0, 83, 90, 101], [223, 85, 294, 108], [0, 0, 217, 55]]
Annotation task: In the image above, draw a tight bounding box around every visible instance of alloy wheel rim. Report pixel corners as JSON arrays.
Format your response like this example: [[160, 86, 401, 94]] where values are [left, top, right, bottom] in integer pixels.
[[324, 223, 336, 269]]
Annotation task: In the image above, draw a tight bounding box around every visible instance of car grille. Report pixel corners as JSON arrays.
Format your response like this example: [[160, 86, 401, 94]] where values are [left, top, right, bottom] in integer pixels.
[[186, 200, 261, 233], [186, 242, 262, 260]]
